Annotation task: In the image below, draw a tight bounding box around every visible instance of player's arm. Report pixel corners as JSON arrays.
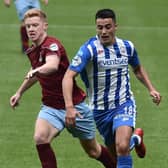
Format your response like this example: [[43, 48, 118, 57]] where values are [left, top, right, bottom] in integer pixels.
[[62, 69, 77, 108], [62, 69, 82, 127], [10, 69, 38, 109], [15, 74, 37, 97], [63, 44, 90, 126], [26, 55, 60, 78], [133, 65, 161, 105]]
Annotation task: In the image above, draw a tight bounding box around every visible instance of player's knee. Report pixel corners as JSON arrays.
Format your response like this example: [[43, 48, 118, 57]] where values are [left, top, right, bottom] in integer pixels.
[[116, 142, 129, 155], [86, 147, 101, 159], [87, 150, 98, 158], [34, 133, 48, 144]]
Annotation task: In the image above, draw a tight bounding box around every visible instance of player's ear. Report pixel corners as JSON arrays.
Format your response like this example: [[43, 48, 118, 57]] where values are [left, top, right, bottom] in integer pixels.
[[115, 24, 118, 31], [44, 22, 48, 31]]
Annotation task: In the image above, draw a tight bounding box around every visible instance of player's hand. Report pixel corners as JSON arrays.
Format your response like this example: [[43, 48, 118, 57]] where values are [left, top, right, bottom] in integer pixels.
[[150, 90, 161, 105], [25, 69, 38, 79], [65, 106, 83, 127], [10, 93, 21, 109], [42, 0, 49, 5], [4, 0, 10, 7]]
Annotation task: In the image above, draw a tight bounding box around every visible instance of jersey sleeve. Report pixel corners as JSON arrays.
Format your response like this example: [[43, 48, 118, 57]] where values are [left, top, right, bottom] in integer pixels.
[[128, 43, 140, 68], [69, 44, 92, 73], [44, 43, 62, 57]]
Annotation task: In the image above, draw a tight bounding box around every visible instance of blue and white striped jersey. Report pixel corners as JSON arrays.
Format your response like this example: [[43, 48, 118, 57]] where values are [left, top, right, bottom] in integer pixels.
[[69, 36, 140, 110]]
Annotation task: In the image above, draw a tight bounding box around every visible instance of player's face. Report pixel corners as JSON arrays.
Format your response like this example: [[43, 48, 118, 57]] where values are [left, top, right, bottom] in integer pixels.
[[96, 18, 117, 46], [24, 16, 48, 45]]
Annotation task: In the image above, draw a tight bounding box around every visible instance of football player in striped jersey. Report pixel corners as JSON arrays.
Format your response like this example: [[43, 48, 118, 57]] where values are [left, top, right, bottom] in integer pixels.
[[63, 8, 161, 168]]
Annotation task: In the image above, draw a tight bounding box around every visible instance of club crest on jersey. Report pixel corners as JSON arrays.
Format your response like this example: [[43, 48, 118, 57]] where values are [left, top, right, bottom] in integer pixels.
[[98, 50, 104, 55], [72, 55, 82, 66], [120, 46, 127, 55], [39, 52, 43, 62], [49, 43, 58, 51]]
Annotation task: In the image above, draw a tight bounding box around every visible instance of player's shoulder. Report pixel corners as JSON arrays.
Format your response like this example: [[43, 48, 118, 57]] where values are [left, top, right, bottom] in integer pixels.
[[42, 36, 65, 51], [116, 37, 135, 48], [83, 36, 97, 47], [116, 37, 133, 44], [43, 36, 62, 45]]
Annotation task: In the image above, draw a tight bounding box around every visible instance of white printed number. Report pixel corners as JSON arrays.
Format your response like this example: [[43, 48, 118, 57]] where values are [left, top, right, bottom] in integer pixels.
[[124, 106, 134, 116]]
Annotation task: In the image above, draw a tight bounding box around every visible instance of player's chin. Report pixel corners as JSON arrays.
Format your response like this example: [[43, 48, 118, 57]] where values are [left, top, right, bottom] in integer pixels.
[[100, 37, 111, 46], [101, 40, 111, 46], [28, 35, 37, 41]]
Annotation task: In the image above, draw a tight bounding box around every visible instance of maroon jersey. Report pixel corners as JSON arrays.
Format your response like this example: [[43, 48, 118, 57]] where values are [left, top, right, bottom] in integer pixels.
[[26, 36, 86, 109]]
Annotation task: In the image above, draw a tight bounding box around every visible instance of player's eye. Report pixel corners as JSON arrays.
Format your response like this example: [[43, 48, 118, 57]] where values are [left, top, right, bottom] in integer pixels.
[[25, 25, 31, 29], [97, 25, 103, 30], [105, 24, 112, 29], [33, 23, 39, 27]]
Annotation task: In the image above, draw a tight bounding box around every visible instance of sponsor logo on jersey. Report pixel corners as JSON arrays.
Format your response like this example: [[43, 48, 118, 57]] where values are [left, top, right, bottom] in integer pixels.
[[98, 58, 128, 67], [49, 43, 58, 51], [72, 55, 82, 66]]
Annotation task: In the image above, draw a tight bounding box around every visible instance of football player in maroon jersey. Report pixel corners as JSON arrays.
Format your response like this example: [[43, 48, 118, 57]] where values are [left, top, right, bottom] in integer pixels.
[[9, 8, 116, 168]]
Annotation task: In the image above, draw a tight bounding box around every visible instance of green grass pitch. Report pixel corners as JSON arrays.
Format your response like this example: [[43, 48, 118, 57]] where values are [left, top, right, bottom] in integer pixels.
[[0, 0, 168, 167]]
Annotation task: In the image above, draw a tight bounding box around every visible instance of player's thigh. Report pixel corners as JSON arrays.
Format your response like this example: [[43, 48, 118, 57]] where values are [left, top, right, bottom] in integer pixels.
[[115, 125, 132, 146], [34, 118, 59, 142], [34, 105, 65, 143], [67, 101, 95, 139], [113, 99, 136, 139], [113, 101, 136, 152]]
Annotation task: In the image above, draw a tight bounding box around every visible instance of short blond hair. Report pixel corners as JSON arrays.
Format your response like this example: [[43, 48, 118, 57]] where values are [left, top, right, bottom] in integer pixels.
[[23, 8, 48, 23]]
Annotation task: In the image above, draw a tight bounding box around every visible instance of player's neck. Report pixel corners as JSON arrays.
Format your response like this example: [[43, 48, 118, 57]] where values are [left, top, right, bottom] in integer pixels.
[[34, 33, 47, 47]]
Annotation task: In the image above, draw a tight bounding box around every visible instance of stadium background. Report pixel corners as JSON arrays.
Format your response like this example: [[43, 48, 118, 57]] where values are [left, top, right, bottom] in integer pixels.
[[0, 0, 167, 167]]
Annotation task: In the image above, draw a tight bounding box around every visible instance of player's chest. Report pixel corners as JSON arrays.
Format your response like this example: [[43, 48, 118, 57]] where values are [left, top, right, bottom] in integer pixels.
[[95, 48, 128, 70], [29, 50, 45, 68]]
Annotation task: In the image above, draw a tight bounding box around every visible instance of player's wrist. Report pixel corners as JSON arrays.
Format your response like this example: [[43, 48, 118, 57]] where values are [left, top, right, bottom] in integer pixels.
[[65, 105, 74, 109]]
